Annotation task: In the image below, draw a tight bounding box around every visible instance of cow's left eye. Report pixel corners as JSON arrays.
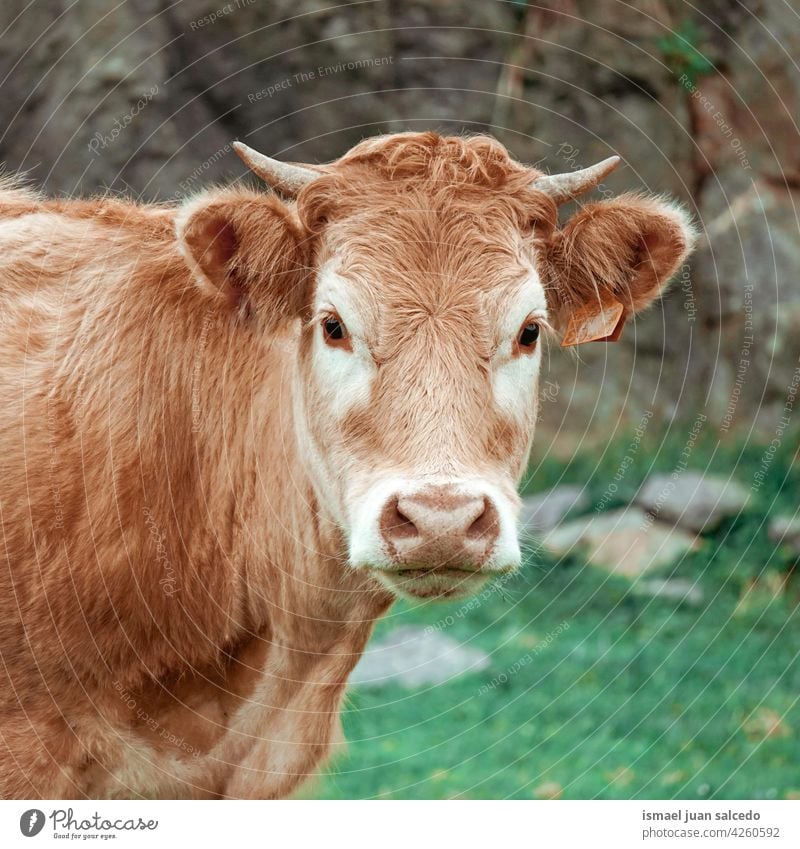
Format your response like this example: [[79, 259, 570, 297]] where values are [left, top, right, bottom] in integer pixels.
[[516, 320, 540, 350]]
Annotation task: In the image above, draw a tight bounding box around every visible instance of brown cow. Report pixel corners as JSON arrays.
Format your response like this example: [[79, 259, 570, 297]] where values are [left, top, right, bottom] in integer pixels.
[[0, 132, 693, 798]]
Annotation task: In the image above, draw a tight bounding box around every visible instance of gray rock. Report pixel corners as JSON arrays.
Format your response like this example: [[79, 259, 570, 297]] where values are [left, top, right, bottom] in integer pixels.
[[349, 625, 490, 689], [636, 472, 750, 534], [725, 1, 800, 179], [634, 577, 705, 607], [543, 507, 700, 578], [519, 485, 590, 534], [692, 172, 800, 431], [768, 515, 800, 555]]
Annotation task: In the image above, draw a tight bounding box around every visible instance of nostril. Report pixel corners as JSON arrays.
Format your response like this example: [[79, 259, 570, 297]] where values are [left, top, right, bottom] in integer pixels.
[[380, 497, 419, 541], [466, 497, 498, 541]]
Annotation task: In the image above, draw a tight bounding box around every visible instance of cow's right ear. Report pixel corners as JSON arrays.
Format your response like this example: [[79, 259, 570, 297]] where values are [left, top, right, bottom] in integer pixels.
[[176, 189, 308, 321]]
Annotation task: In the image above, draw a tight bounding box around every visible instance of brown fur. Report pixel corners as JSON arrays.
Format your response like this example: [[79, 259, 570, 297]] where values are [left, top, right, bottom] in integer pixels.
[[0, 133, 692, 798], [545, 193, 695, 326]]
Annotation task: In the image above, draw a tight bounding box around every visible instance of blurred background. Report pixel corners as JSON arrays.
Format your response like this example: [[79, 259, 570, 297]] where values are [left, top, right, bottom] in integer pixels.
[[1, 0, 797, 799]]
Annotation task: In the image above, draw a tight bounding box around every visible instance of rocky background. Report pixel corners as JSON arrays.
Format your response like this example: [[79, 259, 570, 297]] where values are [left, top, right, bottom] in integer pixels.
[[0, 0, 797, 448]]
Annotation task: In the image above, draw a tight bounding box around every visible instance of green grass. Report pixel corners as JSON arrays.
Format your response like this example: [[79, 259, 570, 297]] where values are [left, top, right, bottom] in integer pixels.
[[318, 424, 800, 799]]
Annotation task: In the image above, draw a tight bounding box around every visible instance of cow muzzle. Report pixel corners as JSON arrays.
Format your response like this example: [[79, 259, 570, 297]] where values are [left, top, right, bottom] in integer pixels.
[[348, 479, 521, 599]]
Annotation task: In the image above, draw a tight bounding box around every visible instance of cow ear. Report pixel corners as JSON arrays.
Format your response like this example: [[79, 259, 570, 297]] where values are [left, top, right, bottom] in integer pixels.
[[545, 194, 696, 345], [177, 190, 308, 321]]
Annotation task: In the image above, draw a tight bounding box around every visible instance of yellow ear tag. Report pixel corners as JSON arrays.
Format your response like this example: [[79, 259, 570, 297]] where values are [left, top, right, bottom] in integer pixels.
[[561, 297, 626, 347]]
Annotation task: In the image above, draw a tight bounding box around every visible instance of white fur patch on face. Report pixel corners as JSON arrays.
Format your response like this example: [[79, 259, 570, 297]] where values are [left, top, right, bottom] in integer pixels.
[[311, 263, 377, 419], [491, 271, 549, 417]]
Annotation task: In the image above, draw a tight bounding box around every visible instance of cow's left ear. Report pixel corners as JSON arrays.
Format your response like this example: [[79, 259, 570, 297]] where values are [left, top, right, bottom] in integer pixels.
[[544, 194, 696, 344], [177, 189, 308, 321]]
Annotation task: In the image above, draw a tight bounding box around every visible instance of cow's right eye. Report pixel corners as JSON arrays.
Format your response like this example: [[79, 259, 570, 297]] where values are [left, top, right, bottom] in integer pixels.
[[322, 314, 350, 349]]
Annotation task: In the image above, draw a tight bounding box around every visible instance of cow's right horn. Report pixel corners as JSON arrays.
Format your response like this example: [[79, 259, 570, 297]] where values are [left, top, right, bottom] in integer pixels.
[[233, 141, 320, 197]]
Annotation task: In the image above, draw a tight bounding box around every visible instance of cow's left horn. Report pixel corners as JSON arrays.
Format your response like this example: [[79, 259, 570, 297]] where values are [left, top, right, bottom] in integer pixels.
[[533, 155, 621, 204], [233, 141, 320, 196]]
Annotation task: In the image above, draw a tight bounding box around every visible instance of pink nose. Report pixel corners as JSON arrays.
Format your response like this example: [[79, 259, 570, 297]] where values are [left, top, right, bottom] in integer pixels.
[[379, 486, 500, 569]]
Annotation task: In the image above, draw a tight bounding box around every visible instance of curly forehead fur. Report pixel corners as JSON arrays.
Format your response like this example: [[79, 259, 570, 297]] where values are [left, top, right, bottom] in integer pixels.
[[335, 131, 538, 185], [296, 133, 558, 319], [299, 131, 556, 219]]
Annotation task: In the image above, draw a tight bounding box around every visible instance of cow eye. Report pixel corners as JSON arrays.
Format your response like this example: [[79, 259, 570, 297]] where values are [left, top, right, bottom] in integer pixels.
[[516, 320, 540, 350], [322, 314, 349, 347]]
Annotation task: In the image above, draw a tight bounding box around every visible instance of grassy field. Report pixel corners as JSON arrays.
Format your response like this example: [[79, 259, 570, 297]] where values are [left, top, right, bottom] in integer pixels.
[[319, 423, 800, 799]]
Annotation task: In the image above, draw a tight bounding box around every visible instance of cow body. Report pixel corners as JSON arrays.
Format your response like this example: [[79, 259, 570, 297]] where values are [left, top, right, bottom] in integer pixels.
[[0, 186, 389, 797], [0, 133, 693, 798]]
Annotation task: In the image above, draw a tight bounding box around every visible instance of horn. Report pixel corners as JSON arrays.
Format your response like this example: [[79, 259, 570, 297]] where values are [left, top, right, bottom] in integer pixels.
[[232, 141, 319, 196], [534, 155, 621, 204]]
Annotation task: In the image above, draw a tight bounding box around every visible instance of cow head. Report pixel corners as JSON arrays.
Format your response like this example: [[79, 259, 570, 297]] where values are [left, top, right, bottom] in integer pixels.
[[179, 133, 694, 600]]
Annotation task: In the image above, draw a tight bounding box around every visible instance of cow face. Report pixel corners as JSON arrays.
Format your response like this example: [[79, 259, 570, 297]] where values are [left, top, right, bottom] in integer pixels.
[[182, 133, 694, 600]]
